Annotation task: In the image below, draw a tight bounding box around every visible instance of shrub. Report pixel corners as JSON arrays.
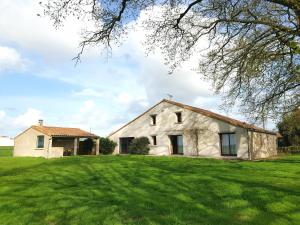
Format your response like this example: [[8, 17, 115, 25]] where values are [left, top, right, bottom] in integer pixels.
[[128, 137, 150, 155], [100, 137, 117, 154]]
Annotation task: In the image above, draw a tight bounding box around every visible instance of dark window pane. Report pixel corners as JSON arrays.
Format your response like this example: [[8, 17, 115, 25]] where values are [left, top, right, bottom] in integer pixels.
[[229, 134, 237, 155], [37, 135, 44, 148], [221, 134, 230, 155], [177, 135, 183, 154], [150, 115, 156, 125], [152, 136, 157, 145], [176, 112, 182, 123]]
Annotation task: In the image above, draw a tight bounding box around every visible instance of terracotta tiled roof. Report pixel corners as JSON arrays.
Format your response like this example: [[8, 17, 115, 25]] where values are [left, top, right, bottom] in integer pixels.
[[109, 99, 276, 136], [32, 126, 98, 137]]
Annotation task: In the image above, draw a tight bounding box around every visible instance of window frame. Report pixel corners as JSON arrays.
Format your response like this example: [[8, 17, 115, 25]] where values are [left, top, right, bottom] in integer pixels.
[[150, 114, 157, 126], [151, 135, 157, 145], [36, 135, 45, 149], [219, 133, 237, 156]]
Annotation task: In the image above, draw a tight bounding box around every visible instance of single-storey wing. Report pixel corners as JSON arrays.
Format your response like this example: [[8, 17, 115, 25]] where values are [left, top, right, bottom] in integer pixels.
[[14, 120, 99, 158], [108, 99, 277, 159]]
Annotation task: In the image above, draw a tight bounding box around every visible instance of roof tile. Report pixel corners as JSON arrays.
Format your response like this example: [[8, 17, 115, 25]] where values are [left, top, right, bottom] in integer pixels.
[[32, 126, 98, 137]]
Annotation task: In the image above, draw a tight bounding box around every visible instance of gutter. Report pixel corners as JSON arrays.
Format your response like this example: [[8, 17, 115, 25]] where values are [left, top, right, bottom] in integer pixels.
[[47, 137, 52, 159]]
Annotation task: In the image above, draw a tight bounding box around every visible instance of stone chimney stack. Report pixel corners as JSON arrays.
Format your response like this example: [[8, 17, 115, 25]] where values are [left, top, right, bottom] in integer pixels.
[[38, 119, 43, 126]]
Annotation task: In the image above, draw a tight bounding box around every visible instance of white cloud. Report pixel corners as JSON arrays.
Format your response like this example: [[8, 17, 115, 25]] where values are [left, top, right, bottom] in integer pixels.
[[0, 110, 5, 119], [13, 108, 42, 128], [116, 92, 148, 106], [0, 0, 215, 106], [72, 88, 105, 97], [0, 46, 27, 72], [0, 2, 251, 137], [67, 100, 111, 135], [79, 100, 95, 113], [0, 0, 97, 62], [110, 8, 215, 105], [0, 108, 42, 136]]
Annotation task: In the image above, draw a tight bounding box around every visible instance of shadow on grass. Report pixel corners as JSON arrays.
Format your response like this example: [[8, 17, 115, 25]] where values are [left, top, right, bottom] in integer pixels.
[[0, 155, 300, 225]]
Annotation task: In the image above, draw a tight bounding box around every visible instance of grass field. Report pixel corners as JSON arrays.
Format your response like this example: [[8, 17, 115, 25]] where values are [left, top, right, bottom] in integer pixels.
[[0, 155, 300, 225], [0, 146, 13, 157]]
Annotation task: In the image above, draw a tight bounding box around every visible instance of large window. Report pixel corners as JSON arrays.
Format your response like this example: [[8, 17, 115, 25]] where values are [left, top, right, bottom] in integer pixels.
[[37, 135, 45, 149], [150, 114, 157, 125], [220, 133, 237, 156]]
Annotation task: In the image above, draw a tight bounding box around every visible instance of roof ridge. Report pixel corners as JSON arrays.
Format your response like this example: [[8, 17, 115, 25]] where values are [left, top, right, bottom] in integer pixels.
[[108, 99, 276, 137], [32, 125, 82, 130], [30, 125, 98, 137], [163, 99, 275, 134]]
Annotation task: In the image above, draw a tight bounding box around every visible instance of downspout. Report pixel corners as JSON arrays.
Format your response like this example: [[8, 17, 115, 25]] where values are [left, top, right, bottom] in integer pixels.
[[247, 129, 252, 160]]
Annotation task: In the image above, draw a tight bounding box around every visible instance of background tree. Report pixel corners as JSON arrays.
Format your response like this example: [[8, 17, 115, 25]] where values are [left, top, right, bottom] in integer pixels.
[[277, 108, 300, 146], [41, 0, 300, 124]]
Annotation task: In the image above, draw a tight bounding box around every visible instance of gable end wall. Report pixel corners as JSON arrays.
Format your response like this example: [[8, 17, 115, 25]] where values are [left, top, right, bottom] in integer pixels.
[[109, 101, 250, 158], [14, 128, 50, 157]]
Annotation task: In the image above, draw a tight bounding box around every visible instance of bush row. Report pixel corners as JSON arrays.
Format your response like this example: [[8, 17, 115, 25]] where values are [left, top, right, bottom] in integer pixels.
[[100, 136, 150, 155]]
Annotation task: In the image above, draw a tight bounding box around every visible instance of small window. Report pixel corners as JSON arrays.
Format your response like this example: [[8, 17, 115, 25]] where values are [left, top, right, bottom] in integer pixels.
[[152, 136, 157, 145], [150, 115, 157, 125], [220, 133, 237, 156], [175, 112, 182, 123], [37, 135, 45, 148]]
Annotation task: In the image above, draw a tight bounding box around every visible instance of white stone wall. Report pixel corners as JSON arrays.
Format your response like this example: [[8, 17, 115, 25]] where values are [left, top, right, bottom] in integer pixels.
[[109, 101, 250, 159], [250, 131, 277, 159], [14, 128, 50, 157]]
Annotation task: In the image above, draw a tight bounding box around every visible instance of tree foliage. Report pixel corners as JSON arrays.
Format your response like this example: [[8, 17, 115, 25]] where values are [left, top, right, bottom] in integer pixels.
[[100, 137, 117, 154], [41, 0, 300, 123], [277, 108, 300, 146], [128, 137, 150, 154]]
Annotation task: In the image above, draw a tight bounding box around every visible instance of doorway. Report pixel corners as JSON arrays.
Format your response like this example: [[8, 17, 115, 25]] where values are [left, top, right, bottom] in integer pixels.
[[78, 138, 94, 155], [170, 135, 183, 155], [119, 137, 134, 154]]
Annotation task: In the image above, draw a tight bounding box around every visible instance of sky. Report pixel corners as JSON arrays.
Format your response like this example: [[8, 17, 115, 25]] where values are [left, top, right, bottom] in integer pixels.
[[0, 0, 275, 137]]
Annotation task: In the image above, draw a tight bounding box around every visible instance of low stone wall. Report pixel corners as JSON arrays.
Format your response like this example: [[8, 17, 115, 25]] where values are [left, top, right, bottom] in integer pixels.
[[251, 132, 277, 159], [49, 147, 64, 158]]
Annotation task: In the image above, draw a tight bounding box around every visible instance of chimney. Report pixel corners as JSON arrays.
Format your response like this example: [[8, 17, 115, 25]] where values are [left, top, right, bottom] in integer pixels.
[[38, 119, 43, 126]]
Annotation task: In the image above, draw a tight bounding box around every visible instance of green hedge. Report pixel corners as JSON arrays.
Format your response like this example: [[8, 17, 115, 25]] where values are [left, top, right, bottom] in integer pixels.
[[128, 137, 150, 155], [100, 137, 117, 154]]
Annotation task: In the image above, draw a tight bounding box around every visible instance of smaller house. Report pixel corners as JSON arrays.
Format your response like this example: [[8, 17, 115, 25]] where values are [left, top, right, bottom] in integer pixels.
[[0, 136, 14, 147], [14, 120, 99, 158]]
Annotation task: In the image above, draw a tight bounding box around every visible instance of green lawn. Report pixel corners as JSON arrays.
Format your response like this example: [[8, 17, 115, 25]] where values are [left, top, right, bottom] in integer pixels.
[[0, 146, 13, 157], [0, 155, 300, 225]]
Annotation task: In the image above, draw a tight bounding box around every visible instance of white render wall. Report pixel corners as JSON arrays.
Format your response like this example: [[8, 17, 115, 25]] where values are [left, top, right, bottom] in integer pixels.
[[109, 101, 250, 159], [14, 128, 50, 157]]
